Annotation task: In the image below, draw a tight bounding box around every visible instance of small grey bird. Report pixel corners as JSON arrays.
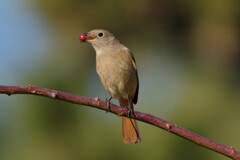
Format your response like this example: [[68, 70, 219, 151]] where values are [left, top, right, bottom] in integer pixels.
[[80, 29, 140, 143]]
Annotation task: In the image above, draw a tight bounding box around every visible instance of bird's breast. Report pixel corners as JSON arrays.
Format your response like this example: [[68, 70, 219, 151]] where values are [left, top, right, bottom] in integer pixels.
[[96, 52, 137, 100]]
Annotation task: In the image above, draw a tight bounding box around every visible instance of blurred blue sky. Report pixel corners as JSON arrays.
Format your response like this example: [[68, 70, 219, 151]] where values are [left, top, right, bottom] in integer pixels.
[[0, 0, 51, 84]]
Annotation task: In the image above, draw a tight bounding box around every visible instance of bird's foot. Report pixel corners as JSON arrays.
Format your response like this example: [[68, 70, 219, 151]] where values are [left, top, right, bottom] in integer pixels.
[[127, 106, 135, 117], [106, 97, 112, 112]]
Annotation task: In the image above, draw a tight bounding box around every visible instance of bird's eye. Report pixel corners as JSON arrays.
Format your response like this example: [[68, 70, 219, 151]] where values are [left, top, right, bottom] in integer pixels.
[[98, 32, 103, 37]]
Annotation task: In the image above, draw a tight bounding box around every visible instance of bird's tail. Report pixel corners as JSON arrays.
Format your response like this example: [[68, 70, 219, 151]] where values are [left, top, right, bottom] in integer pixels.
[[119, 100, 141, 144]]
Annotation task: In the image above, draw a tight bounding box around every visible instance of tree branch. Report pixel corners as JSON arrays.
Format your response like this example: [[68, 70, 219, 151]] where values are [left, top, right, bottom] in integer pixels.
[[0, 84, 239, 159]]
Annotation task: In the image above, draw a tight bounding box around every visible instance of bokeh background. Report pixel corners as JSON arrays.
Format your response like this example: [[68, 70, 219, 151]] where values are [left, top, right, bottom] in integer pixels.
[[0, 0, 240, 159]]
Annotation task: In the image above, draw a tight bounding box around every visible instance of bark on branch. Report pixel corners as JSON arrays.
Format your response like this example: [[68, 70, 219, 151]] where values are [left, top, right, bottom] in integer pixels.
[[0, 85, 239, 160]]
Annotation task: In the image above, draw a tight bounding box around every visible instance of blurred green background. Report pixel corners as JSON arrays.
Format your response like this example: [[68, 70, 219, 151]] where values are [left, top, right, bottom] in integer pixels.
[[0, 0, 240, 159]]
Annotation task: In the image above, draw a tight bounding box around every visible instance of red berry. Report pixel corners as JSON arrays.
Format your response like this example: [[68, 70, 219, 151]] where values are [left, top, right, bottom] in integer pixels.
[[79, 33, 87, 42]]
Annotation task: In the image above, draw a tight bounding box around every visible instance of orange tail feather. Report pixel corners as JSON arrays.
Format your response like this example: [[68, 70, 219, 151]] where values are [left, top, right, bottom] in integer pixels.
[[122, 117, 141, 143], [119, 100, 141, 144]]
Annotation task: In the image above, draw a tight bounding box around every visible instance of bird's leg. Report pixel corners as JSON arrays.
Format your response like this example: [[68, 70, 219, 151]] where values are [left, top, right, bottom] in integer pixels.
[[127, 105, 134, 117], [127, 98, 135, 117], [106, 96, 112, 111]]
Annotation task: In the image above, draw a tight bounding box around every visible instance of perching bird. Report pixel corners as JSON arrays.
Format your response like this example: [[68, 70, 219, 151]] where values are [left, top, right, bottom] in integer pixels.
[[79, 29, 140, 143]]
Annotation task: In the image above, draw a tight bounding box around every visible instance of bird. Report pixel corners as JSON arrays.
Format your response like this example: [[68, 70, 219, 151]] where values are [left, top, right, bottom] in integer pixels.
[[79, 29, 141, 144]]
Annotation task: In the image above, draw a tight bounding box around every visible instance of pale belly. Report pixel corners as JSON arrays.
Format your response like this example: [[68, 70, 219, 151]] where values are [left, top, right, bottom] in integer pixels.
[[96, 53, 137, 100]]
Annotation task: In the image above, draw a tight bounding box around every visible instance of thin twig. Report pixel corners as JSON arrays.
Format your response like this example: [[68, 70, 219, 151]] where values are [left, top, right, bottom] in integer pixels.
[[0, 84, 239, 160]]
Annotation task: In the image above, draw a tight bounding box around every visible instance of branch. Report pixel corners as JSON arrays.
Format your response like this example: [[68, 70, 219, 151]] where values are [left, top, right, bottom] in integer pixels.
[[0, 85, 239, 160]]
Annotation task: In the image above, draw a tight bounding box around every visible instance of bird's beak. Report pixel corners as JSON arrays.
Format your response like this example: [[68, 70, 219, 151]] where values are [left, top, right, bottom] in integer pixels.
[[86, 34, 96, 41]]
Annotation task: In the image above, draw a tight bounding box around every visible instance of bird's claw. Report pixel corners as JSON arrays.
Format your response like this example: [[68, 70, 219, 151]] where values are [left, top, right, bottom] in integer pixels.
[[127, 106, 134, 117], [106, 97, 112, 112]]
